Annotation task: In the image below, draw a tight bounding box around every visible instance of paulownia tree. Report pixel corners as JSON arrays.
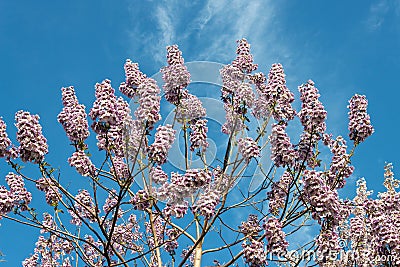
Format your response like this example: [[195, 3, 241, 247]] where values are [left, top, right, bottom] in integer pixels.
[[0, 39, 397, 267]]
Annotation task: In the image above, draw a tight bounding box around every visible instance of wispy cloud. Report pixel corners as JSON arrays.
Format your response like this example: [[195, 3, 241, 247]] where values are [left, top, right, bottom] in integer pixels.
[[366, 0, 390, 31], [127, 0, 287, 67]]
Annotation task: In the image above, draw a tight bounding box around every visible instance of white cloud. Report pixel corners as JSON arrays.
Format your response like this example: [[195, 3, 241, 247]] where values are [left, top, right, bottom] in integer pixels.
[[366, 0, 390, 31]]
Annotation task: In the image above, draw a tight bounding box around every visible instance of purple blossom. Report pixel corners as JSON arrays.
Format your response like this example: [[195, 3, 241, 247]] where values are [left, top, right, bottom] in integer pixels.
[[89, 79, 118, 131], [15, 110, 48, 163], [5, 172, 32, 210], [192, 188, 220, 219], [237, 137, 260, 162], [119, 59, 147, 98], [263, 217, 288, 254], [189, 119, 209, 152], [163, 200, 188, 219], [298, 80, 327, 137], [269, 123, 296, 167], [302, 170, 345, 226], [242, 239, 267, 267], [68, 150, 96, 177], [69, 190, 97, 225], [147, 124, 176, 165], [0, 117, 12, 158], [0, 185, 14, 218], [326, 136, 354, 188], [36, 177, 62, 206], [131, 190, 150, 211], [232, 38, 258, 73], [134, 78, 162, 129], [161, 45, 191, 105], [150, 166, 168, 185], [239, 214, 262, 237], [103, 189, 121, 218], [267, 171, 293, 215], [316, 230, 340, 263], [165, 228, 179, 253], [348, 94, 374, 144], [57, 86, 90, 142], [253, 63, 296, 121], [145, 213, 164, 249], [110, 156, 130, 181], [175, 94, 206, 123]]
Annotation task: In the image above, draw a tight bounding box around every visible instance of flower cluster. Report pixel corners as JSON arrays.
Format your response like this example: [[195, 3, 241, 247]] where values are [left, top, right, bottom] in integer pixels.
[[103, 189, 121, 218], [267, 171, 293, 215], [36, 177, 62, 206], [242, 239, 267, 267], [237, 137, 260, 162], [269, 123, 296, 167], [69, 190, 97, 225], [316, 229, 340, 264], [68, 150, 96, 177], [175, 93, 206, 123], [131, 189, 151, 210], [15, 110, 48, 163], [110, 214, 142, 254], [192, 188, 220, 219], [263, 217, 288, 255], [23, 235, 74, 267], [254, 63, 296, 121], [147, 124, 176, 165], [135, 78, 162, 129], [347, 94, 374, 144], [232, 38, 258, 73], [189, 119, 209, 152], [5, 172, 32, 210], [0, 117, 12, 158], [89, 79, 119, 131], [302, 170, 345, 226], [239, 214, 262, 238], [57, 86, 90, 143], [165, 228, 179, 253], [119, 59, 146, 98], [0, 185, 14, 218], [161, 45, 191, 105], [326, 136, 354, 188], [145, 213, 164, 249], [298, 80, 327, 136]]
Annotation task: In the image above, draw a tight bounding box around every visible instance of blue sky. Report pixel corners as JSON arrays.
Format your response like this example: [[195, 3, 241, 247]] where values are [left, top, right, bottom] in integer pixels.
[[1, 0, 400, 265]]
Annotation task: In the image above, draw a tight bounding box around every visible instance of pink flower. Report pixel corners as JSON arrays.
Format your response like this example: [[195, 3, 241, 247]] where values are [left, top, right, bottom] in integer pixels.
[[68, 150, 96, 177], [57, 86, 90, 142], [175, 94, 206, 123], [0, 185, 14, 218], [267, 171, 293, 215], [348, 94, 374, 144], [263, 217, 288, 254], [237, 137, 260, 162], [89, 79, 118, 131], [150, 166, 168, 185], [189, 119, 209, 152], [15, 110, 48, 163], [192, 188, 220, 219], [242, 239, 267, 267], [134, 78, 162, 129], [253, 63, 296, 121], [119, 59, 147, 98], [147, 124, 176, 165], [69, 190, 97, 225], [232, 38, 258, 73], [0, 117, 12, 158], [269, 123, 296, 167], [5, 172, 32, 210], [36, 177, 62, 206], [298, 80, 327, 137]]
